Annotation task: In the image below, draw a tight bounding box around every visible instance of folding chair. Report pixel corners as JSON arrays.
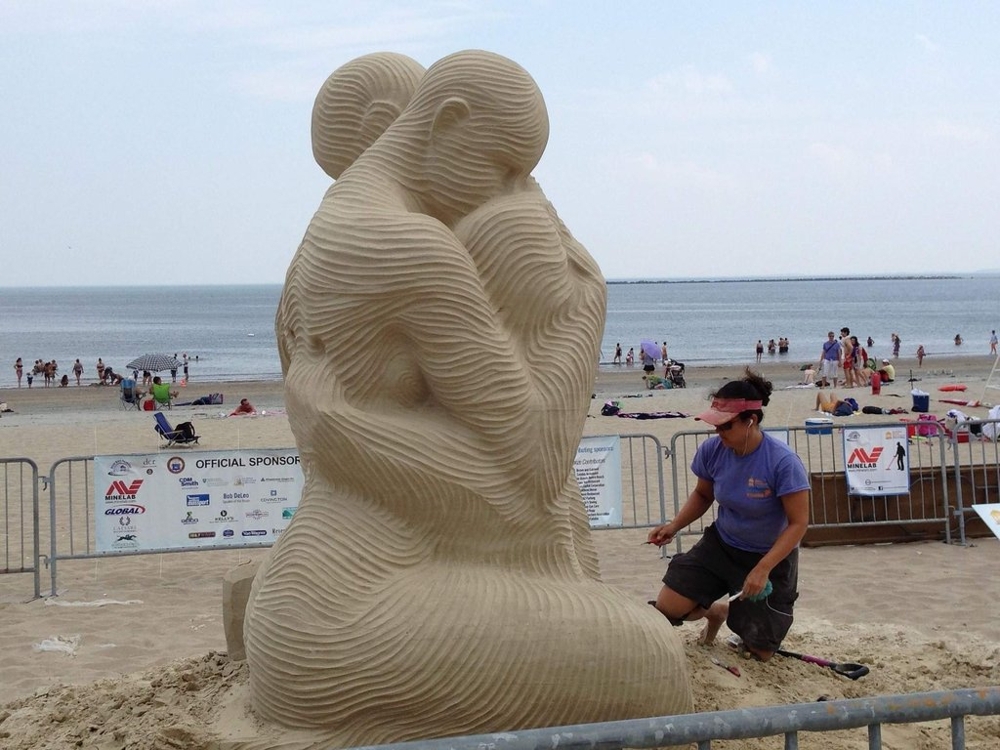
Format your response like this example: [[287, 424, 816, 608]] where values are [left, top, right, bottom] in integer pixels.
[[154, 412, 200, 447], [119, 378, 141, 410]]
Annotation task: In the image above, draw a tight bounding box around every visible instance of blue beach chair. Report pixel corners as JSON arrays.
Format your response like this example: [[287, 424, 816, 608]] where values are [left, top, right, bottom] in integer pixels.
[[119, 378, 141, 410], [154, 412, 199, 447]]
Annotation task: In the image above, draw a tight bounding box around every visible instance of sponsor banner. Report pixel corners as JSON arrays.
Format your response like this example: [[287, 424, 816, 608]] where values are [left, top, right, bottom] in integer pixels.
[[93, 450, 304, 553], [842, 426, 910, 496], [972, 504, 1000, 541], [574, 435, 622, 527]]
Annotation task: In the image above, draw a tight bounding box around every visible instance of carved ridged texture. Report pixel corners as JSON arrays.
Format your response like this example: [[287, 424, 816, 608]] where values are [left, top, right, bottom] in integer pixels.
[[242, 49, 691, 750]]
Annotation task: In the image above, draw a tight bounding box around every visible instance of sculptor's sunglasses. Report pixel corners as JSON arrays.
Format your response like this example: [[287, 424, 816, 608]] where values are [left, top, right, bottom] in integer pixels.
[[715, 419, 738, 433]]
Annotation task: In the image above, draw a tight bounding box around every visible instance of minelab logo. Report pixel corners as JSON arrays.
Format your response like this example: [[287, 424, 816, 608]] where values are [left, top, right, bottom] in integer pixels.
[[105, 480, 143, 501], [847, 447, 884, 469]]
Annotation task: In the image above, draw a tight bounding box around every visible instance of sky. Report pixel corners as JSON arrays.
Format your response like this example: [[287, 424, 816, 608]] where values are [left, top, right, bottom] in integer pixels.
[[2, 1, 999, 286]]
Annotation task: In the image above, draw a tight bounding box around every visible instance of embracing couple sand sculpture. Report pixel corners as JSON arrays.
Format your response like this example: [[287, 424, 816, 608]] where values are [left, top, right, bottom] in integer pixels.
[[236, 50, 691, 748]]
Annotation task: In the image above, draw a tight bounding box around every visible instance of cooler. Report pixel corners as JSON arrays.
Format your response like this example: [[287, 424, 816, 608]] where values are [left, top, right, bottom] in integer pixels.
[[805, 417, 833, 435], [911, 390, 930, 412]]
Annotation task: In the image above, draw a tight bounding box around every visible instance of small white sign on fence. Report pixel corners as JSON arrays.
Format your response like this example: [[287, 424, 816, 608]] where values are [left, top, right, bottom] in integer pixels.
[[574, 435, 623, 527], [972, 504, 1000, 540], [93, 450, 304, 553], [842, 425, 911, 496]]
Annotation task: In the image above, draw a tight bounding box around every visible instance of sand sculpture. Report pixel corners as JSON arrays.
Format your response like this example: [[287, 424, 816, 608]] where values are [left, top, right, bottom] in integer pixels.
[[240, 50, 691, 748]]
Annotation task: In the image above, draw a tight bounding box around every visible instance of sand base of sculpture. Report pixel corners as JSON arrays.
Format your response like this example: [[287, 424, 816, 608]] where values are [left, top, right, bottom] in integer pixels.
[[221, 567, 690, 749]]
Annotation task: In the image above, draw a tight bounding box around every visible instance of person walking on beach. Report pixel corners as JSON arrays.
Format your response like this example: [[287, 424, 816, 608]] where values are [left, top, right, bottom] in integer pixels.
[[892, 333, 901, 358], [817, 331, 841, 388], [991, 330, 998, 356], [96, 358, 105, 384], [647, 369, 810, 661], [916, 344, 925, 367], [171, 353, 179, 383], [755, 340, 763, 363], [14, 357, 23, 388], [72, 358, 84, 386], [613, 343, 622, 365], [626, 347, 634, 366], [182, 353, 189, 382]]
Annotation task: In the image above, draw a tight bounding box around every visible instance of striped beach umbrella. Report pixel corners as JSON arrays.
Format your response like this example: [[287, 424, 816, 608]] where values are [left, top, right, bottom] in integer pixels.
[[125, 353, 182, 373]]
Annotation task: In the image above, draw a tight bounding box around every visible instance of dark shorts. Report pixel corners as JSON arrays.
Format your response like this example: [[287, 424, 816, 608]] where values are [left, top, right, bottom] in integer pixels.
[[643, 364, 655, 373], [662, 523, 798, 651]]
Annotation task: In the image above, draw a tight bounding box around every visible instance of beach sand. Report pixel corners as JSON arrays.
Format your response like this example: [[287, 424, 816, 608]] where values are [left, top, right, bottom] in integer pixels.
[[1, 353, 998, 748]]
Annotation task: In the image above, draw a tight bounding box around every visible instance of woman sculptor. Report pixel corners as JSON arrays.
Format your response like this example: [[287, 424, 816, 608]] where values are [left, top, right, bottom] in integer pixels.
[[648, 369, 810, 660]]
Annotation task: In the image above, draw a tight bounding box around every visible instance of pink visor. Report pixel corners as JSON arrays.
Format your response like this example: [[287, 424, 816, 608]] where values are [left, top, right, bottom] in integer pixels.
[[695, 397, 763, 426]]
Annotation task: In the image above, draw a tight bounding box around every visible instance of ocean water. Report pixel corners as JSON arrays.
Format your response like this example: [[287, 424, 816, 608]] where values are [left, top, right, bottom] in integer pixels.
[[2, 277, 998, 387]]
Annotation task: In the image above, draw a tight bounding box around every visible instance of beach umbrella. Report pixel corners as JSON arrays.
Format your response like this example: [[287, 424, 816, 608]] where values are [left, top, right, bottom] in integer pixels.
[[640, 340, 660, 360], [126, 353, 182, 373]]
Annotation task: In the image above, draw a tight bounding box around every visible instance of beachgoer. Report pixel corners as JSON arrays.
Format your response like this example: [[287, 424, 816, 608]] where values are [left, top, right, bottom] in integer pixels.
[[59, 374, 69, 387], [778, 337, 788, 355], [96, 358, 105, 384], [851, 336, 870, 385], [878, 358, 895, 383], [26, 370, 33, 388], [840, 327, 855, 388], [641, 347, 656, 374], [991, 330, 998, 356], [954, 334, 962, 346], [14, 357, 23, 388], [171, 353, 179, 383], [866, 336, 874, 349], [647, 369, 810, 661], [182, 354, 189, 381], [613, 343, 622, 365], [799, 364, 815, 385], [661, 341, 668, 362], [643, 374, 669, 390], [815, 391, 852, 415], [149, 376, 178, 408], [626, 347, 634, 366], [755, 340, 763, 363], [72, 358, 84, 386], [892, 333, 901, 358], [229, 398, 257, 416], [916, 344, 925, 367], [767, 339, 776, 355], [817, 331, 841, 388]]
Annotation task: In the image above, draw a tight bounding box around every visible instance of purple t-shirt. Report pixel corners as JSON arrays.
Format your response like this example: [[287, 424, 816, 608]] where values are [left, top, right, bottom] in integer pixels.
[[691, 433, 810, 554]]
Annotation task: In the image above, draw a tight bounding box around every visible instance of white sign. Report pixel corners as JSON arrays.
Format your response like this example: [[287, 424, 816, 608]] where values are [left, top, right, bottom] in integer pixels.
[[972, 504, 1000, 540], [842, 425, 910, 496], [574, 435, 622, 527], [94, 449, 303, 553]]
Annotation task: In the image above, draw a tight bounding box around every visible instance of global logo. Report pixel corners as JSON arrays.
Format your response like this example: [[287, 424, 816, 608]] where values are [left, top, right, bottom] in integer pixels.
[[105, 479, 143, 500], [166, 456, 186, 474], [105, 504, 145, 516], [107, 459, 133, 477]]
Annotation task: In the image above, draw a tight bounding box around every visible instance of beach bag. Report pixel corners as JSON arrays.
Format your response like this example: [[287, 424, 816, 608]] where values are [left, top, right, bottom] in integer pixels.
[[833, 401, 854, 417], [601, 400, 620, 416], [177, 422, 196, 440], [862, 405, 882, 415], [845, 397, 859, 412], [915, 413, 941, 437]]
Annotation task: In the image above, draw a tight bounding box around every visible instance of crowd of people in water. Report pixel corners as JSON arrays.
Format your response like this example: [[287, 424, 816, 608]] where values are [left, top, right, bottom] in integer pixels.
[[12, 354, 195, 389]]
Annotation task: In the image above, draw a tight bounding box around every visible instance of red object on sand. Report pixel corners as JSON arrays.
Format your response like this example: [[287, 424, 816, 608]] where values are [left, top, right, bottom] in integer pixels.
[[871, 371, 881, 395], [938, 384, 967, 392]]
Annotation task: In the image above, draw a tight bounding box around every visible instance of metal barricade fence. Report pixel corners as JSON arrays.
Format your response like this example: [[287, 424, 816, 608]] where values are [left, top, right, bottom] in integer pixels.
[[600, 433, 666, 529], [0, 457, 41, 599], [46, 455, 274, 597], [668, 422, 965, 550], [338, 687, 1000, 750]]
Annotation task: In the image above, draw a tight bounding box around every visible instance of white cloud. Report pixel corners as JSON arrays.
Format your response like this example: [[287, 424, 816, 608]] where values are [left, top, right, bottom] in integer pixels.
[[929, 119, 990, 145], [749, 52, 772, 74], [647, 65, 734, 96], [914, 33, 939, 53]]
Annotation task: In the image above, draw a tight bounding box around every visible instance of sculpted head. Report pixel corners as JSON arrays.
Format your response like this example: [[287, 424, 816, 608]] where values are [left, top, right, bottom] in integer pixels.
[[389, 50, 550, 221], [312, 52, 426, 179]]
